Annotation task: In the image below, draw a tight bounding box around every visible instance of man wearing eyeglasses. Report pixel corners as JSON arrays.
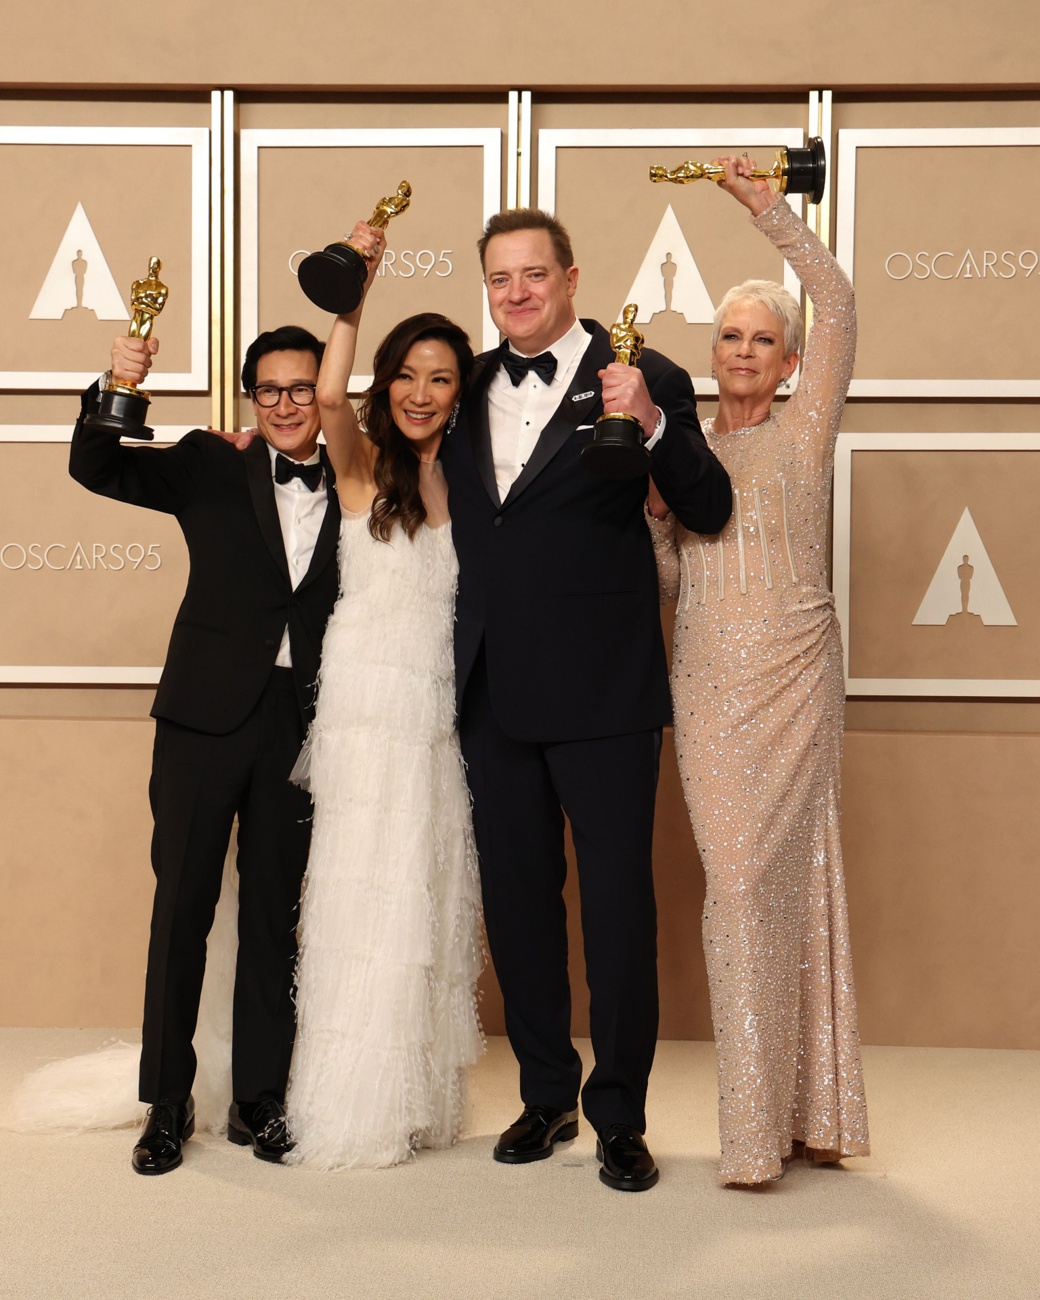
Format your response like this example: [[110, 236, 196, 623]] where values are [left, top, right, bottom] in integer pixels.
[[69, 326, 340, 1175]]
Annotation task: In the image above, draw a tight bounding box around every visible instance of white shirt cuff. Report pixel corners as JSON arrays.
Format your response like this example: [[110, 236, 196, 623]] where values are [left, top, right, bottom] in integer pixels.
[[643, 406, 666, 452]]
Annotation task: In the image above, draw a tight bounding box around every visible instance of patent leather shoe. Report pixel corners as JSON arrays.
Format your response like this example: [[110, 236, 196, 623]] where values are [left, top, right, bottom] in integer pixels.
[[596, 1124, 659, 1191], [493, 1104, 579, 1164], [227, 1098, 294, 1162], [131, 1096, 195, 1175]]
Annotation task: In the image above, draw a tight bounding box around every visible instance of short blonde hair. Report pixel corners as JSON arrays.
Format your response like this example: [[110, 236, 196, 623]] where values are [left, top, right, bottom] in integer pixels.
[[711, 279, 803, 357]]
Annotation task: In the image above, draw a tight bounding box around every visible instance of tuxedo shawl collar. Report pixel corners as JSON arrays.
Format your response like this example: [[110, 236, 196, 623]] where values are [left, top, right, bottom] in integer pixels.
[[468, 320, 614, 509], [244, 438, 339, 588]]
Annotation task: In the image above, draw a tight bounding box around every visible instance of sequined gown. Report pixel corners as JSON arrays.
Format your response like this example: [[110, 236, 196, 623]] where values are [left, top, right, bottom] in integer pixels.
[[649, 197, 869, 1184], [286, 512, 484, 1170]]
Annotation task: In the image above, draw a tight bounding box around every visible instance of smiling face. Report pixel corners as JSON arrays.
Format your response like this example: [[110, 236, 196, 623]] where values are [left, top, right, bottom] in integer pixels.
[[251, 348, 322, 461], [387, 338, 461, 459], [483, 228, 579, 356], [711, 299, 798, 402]]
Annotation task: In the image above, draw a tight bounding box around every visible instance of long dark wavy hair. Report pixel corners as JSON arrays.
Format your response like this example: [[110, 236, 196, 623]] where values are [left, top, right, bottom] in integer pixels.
[[357, 313, 473, 542]]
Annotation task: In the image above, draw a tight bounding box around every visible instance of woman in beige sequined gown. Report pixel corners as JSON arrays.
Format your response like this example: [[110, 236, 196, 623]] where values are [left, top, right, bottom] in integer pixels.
[[648, 157, 869, 1185]]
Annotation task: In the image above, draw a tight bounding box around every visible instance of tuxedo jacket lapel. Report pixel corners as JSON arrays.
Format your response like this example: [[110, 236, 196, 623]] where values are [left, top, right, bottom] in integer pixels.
[[245, 439, 290, 582], [501, 323, 611, 507], [298, 448, 340, 591], [467, 358, 501, 507]]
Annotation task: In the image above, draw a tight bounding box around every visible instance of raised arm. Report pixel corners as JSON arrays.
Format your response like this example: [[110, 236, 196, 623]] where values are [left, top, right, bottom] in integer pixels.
[[714, 156, 856, 468], [315, 221, 384, 483], [69, 335, 197, 512], [750, 195, 855, 465]]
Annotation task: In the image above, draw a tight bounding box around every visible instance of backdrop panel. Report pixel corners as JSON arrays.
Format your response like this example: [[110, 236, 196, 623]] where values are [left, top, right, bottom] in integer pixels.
[[0, 127, 210, 392], [836, 128, 1040, 398], [0, 443, 188, 684], [238, 127, 501, 408], [537, 128, 808, 393], [834, 434, 1040, 696]]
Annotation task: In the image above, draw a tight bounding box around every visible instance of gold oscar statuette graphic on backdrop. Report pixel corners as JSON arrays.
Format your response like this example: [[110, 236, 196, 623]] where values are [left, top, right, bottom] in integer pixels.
[[297, 181, 412, 314], [650, 138, 827, 205], [82, 256, 170, 441], [581, 304, 651, 480]]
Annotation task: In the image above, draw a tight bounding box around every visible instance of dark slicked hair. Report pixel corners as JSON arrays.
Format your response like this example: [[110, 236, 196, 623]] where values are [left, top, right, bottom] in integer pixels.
[[241, 325, 325, 392], [358, 313, 474, 543], [477, 208, 574, 272]]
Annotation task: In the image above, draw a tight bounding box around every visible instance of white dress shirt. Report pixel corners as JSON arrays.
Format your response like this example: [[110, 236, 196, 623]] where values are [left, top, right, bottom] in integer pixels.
[[488, 318, 664, 501], [267, 442, 326, 667], [488, 318, 593, 501]]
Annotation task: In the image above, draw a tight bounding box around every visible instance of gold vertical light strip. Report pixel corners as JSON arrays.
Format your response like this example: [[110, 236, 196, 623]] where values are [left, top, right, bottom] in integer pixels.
[[507, 91, 520, 209], [517, 90, 531, 208], [506, 90, 532, 209], [815, 89, 833, 248], [222, 90, 236, 433], [209, 91, 223, 432]]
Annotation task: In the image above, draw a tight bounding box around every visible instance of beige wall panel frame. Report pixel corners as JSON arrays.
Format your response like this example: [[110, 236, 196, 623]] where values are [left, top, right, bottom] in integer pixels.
[[239, 128, 502, 394], [537, 129, 807, 394], [0, 440, 188, 684], [834, 432, 1040, 696], [0, 126, 210, 393], [836, 128, 1040, 398]]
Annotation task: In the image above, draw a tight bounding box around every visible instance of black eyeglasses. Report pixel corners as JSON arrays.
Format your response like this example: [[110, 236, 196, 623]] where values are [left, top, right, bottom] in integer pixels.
[[250, 383, 317, 407]]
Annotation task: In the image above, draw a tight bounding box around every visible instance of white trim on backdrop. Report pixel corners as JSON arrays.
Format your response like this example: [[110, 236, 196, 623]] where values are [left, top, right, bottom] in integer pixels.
[[0, 426, 194, 443], [0, 126, 211, 393], [833, 431, 1040, 697]]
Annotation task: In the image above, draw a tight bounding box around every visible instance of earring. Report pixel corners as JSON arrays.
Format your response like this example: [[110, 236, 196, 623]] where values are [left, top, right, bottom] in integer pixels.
[[446, 401, 460, 435], [710, 367, 717, 382], [779, 375, 791, 390]]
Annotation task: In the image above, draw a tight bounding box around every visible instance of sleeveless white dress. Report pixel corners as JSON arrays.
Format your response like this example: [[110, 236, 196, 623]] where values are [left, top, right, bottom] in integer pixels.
[[285, 511, 484, 1170]]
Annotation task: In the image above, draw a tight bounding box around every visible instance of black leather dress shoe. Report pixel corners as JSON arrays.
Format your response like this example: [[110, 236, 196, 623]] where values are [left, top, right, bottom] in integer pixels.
[[227, 1098, 294, 1162], [493, 1105, 579, 1164], [596, 1124, 659, 1191], [131, 1097, 195, 1176]]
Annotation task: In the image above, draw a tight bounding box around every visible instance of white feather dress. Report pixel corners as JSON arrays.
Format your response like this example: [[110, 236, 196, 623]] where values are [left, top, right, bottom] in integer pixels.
[[285, 512, 484, 1169]]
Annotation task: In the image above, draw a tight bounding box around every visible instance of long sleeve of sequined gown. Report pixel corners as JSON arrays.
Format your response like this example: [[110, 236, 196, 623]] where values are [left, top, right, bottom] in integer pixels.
[[651, 196, 869, 1184]]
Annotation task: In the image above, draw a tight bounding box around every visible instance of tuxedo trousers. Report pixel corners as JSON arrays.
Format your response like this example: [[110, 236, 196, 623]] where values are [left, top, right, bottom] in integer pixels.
[[459, 649, 660, 1132], [140, 668, 312, 1105]]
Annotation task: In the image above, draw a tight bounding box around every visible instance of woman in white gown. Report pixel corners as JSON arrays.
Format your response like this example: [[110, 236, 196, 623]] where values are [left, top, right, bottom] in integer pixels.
[[283, 220, 484, 1169]]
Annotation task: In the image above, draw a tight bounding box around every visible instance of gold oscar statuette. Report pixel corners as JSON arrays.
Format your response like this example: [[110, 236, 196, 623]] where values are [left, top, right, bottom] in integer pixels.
[[650, 138, 827, 205], [581, 304, 652, 480], [83, 256, 170, 441], [298, 181, 412, 314]]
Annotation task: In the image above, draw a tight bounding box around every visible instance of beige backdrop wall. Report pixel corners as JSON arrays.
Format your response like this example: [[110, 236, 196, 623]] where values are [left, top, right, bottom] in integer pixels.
[[2, 1, 1039, 1050]]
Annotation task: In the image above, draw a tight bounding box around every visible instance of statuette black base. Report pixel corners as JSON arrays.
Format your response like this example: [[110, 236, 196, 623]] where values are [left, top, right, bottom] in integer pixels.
[[581, 413, 650, 480], [83, 387, 154, 441], [783, 138, 827, 205], [297, 243, 368, 315]]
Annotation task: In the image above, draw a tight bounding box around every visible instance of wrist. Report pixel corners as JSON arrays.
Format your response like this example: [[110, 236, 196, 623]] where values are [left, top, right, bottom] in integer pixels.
[[748, 190, 780, 218], [642, 405, 662, 439]]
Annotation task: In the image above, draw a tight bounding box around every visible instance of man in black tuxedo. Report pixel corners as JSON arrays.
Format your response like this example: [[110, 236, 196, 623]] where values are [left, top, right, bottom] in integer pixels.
[[442, 208, 731, 1191], [69, 326, 340, 1174]]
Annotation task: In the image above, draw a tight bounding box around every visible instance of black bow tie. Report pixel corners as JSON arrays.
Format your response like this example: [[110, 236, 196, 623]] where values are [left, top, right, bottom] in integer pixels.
[[499, 344, 558, 387], [275, 453, 322, 492]]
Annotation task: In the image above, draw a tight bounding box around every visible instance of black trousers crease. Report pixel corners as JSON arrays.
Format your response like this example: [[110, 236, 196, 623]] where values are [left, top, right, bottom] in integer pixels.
[[139, 668, 311, 1105]]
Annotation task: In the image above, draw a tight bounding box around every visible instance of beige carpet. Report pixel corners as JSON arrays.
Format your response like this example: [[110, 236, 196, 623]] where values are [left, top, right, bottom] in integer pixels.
[[1, 1031, 1036, 1300]]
